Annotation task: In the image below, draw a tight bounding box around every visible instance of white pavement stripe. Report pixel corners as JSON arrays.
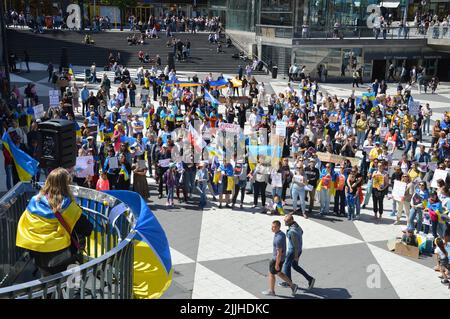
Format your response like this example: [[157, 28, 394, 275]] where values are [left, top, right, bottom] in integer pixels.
[[196, 209, 362, 262], [353, 217, 404, 243], [367, 243, 448, 299], [192, 263, 257, 299], [170, 247, 195, 266]]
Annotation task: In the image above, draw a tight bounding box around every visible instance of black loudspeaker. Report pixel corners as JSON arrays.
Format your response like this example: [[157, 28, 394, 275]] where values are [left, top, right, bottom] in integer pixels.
[[38, 119, 76, 169], [60, 47, 69, 69], [167, 52, 175, 71]]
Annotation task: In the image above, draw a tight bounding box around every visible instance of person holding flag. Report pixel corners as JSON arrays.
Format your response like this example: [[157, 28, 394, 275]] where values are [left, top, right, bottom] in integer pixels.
[[116, 153, 131, 190], [2, 128, 39, 189], [317, 163, 336, 216]]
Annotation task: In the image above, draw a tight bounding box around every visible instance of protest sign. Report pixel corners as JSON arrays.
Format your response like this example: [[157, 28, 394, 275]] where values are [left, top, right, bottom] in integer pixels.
[[431, 169, 448, 188], [418, 162, 428, 173], [75, 156, 94, 178], [380, 127, 389, 139], [275, 121, 287, 137], [373, 174, 384, 189], [392, 180, 407, 202], [108, 156, 119, 169], [218, 123, 241, 134], [271, 172, 282, 188], [428, 162, 437, 171], [49, 90, 60, 107], [33, 104, 45, 120], [408, 100, 421, 116], [316, 152, 360, 167], [363, 145, 374, 153]]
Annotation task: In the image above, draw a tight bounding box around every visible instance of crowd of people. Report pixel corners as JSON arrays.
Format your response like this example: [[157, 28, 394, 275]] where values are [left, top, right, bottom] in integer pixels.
[[2, 42, 450, 288]]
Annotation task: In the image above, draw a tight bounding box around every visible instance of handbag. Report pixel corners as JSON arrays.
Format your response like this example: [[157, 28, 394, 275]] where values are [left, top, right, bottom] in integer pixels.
[[54, 210, 85, 263]]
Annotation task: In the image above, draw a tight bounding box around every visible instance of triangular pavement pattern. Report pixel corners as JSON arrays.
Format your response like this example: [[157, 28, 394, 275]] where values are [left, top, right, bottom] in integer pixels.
[[170, 247, 195, 266], [153, 209, 203, 262], [367, 243, 448, 298], [310, 214, 365, 242], [197, 208, 363, 262], [192, 263, 257, 299], [200, 243, 399, 299], [353, 215, 405, 243]]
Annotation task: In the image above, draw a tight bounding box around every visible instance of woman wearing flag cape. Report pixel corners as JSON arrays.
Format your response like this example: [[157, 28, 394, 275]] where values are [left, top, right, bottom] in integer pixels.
[[16, 168, 93, 277]]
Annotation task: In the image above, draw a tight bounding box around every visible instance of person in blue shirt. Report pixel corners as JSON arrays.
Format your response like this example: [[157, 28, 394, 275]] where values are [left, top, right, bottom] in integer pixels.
[[80, 85, 90, 116], [218, 159, 234, 209], [409, 182, 430, 233]]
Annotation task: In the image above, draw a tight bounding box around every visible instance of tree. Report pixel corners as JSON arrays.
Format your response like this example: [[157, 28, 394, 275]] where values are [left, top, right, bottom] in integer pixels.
[[101, 0, 137, 31]]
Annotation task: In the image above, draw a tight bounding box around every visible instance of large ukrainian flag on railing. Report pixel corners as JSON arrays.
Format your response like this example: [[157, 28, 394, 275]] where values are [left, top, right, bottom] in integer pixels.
[[105, 191, 172, 299], [1, 132, 39, 181]]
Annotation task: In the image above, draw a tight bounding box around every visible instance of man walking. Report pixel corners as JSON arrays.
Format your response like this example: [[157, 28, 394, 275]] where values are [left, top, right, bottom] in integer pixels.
[[279, 215, 315, 290], [262, 220, 298, 297]]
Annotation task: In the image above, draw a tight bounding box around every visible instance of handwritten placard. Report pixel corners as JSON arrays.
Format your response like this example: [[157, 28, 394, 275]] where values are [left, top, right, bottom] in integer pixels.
[[392, 180, 407, 202], [431, 169, 448, 188], [33, 104, 45, 120], [75, 156, 94, 178]]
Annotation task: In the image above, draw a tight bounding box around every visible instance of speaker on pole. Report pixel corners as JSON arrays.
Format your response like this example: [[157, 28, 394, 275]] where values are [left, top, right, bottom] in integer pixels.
[[167, 52, 175, 71], [38, 119, 76, 169]]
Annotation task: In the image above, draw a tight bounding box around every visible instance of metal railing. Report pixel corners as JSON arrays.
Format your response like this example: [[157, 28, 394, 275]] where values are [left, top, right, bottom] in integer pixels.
[[0, 182, 136, 299], [293, 25, 444, 40]]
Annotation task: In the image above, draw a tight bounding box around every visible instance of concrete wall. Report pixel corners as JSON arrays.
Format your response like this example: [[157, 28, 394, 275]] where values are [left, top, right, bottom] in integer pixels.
[[226, 30, 257, 56]]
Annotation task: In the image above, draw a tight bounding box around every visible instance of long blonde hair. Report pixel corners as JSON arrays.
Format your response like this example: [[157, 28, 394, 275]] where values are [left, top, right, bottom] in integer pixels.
[[38, 168, 74, 213]]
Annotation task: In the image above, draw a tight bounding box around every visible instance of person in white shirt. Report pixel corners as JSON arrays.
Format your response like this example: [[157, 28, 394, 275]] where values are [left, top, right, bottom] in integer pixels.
[[119, 102, 133, 135], [131, 115, 144, 137], [248, 108, 260, 133]]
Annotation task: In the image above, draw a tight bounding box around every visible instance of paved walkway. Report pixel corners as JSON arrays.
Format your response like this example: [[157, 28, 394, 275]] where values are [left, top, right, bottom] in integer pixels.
[[2, 64, 450, 298]]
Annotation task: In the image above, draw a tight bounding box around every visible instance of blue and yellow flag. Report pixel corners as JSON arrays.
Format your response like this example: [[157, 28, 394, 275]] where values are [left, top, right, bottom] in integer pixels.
[[16, 195, 82, 253], [120, 164, 130, 181], [2, 132, 39, 181], [104, 191, 172, 299]]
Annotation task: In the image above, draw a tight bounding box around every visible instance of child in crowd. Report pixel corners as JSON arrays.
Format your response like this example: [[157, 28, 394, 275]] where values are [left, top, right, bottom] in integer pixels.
[[267, 195, 285, 216], [163, 163, 177, 207], [434, 237, 449, 287], [96, 170, 110, 191]]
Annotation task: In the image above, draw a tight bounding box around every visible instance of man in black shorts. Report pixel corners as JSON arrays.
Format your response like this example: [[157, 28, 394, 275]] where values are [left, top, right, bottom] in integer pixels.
[[262, 220, 298, 297]]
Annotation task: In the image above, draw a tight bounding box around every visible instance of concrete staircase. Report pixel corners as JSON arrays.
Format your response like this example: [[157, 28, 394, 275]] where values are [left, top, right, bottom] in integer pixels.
[[6, 29, 257, 74]]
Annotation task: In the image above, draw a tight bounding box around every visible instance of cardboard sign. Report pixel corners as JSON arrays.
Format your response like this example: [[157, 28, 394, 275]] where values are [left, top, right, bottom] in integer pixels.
[[49, 90, 60, 107], [431, 169, 448, 188], [395, 242, 419, 259], [218, 122, 241, 134], [75, 156, 94, 178], [316, 152, 360, 167], [275, 121, 287, 137], [33, 104, 45, 120], [392, 180, 407, 202]]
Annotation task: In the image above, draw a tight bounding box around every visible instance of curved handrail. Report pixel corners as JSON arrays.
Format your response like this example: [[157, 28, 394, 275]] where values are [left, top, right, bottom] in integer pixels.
[[0, 232, 136, 298], [0, 182, 137, 299]]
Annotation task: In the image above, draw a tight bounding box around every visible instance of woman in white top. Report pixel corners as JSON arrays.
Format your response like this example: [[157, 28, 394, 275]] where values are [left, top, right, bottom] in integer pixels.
[[251, 157, 269, 208], [291, 164, 308, 218]]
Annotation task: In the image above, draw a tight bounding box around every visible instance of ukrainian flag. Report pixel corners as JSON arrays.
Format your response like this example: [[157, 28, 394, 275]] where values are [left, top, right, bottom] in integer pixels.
[[120, 164, 130, 181], [16, 195, 82, 253], [316, 168, 336, 197], [104, 191, 172, 299], [2, 132, 39, 181], [68, 64, 74, 77]]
